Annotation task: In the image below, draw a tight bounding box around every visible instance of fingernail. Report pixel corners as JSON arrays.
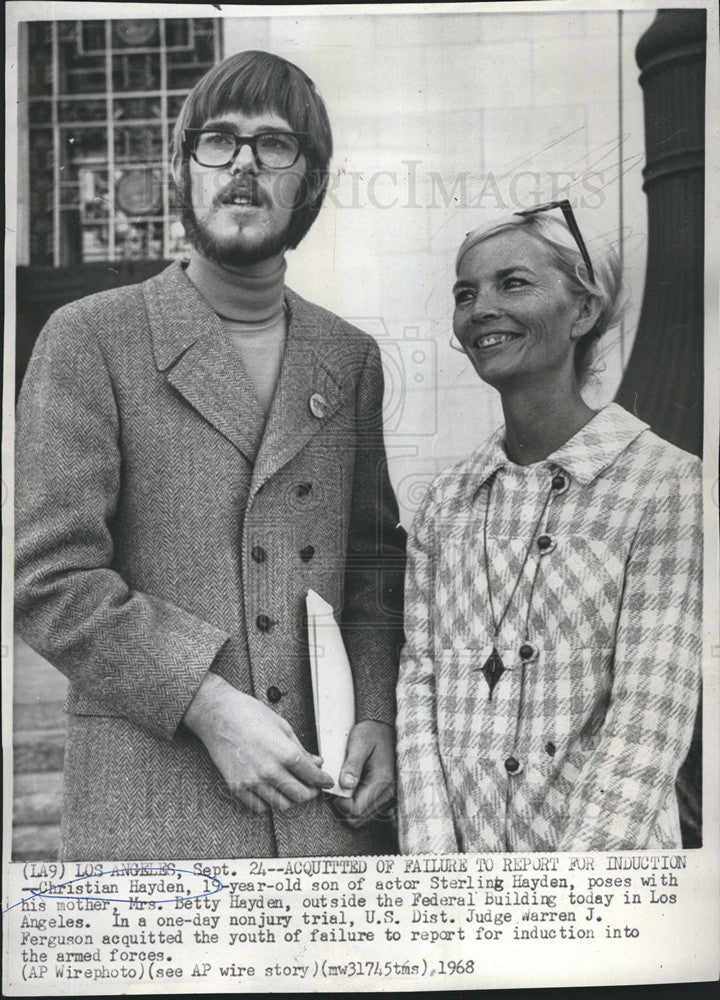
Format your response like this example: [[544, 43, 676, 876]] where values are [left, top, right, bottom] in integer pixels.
[[340, 771, 356, 787]]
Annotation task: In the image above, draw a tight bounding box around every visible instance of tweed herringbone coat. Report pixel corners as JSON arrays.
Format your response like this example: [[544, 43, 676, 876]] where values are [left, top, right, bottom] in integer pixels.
[[15, 261, 405, 860]]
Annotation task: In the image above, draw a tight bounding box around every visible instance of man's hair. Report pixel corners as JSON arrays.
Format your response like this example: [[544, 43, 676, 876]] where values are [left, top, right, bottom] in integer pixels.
[[171, 50, 333, 249]]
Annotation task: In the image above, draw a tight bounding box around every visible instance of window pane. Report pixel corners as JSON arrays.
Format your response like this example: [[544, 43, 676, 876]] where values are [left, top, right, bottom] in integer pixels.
[[165, 20, 191, 49], [112, 53, 161, 92], [29, 131, 54, 212], [58, 99, 106, 123], [29, 101, 52, 126], [167, 94, 187, 119], [61, 128, 108, 171], [79, 21, 106, 54], [114, 125, 163, 163], [113, 97, 163, 122], [27, 25, 52, 97], [59, 23, 106, 94]]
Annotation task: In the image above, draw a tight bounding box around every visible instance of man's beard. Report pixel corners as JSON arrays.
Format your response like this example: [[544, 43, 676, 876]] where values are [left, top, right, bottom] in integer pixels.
[[181, 202, 291, 267]]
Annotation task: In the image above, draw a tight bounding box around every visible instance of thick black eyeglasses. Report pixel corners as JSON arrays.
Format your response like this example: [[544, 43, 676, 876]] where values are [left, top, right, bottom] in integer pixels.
[[183, 128, 307, 170], [515, 199, 595, 284]]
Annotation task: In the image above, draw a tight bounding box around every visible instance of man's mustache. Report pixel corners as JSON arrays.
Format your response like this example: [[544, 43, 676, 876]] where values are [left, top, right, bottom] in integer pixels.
[[215, 174, 263, 207]]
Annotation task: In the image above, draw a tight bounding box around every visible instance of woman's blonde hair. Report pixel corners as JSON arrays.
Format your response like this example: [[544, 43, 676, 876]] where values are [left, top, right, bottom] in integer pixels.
[[456, 211, 626, 384]]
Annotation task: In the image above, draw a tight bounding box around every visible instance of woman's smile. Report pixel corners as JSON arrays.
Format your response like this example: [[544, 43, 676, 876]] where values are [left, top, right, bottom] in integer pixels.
[[472, 330, 525, 350], [453, 229, 587, 387]]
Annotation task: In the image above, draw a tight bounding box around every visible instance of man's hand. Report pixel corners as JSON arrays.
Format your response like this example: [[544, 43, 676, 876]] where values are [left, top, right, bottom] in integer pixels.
[[332, 721, 396, 829], [184, 672, 334, 813]]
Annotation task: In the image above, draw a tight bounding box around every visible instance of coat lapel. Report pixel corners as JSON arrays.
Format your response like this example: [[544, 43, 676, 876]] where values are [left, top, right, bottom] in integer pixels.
[[250, 289, 344, 497], [144, 262, 266, 463]]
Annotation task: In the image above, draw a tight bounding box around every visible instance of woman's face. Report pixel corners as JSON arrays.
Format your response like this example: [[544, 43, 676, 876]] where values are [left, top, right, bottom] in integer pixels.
[[453, 228, 590, 389]]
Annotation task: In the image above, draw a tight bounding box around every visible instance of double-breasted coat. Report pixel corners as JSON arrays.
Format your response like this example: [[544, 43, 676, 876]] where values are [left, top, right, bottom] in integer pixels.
[[15, 261, 405, 860]]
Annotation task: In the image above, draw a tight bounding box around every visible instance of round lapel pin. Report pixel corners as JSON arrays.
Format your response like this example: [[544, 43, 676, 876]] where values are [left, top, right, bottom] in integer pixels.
[[309, 393, 328, 419]]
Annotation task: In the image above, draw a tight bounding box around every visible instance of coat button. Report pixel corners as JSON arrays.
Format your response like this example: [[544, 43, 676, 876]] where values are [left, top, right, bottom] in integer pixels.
[[545, 741, 556, 757], [519, 642, 538, 662], [296, 482, 313, 498], [552, 473, 568, 492], [256, 614, 275, 633], [309, 393, 327, 419], [300, 545, 315, 563], [504, 756, 522, 774], [251, 546, 267, 564], [266, 686, 282, 704], [537, 534, 554, 552]]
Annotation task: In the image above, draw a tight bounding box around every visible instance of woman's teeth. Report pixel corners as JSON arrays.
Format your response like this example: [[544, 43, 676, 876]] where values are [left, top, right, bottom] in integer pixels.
[[476, 332, 519, 348]]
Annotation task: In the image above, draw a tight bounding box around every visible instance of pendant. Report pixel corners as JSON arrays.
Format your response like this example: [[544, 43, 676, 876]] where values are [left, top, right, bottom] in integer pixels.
[[481, 646, 505, 700]]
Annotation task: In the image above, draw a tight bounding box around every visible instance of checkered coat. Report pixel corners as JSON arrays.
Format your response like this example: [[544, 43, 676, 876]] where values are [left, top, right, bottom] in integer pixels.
[[15, 261, 405, 860], [396, 404, 702, 853]]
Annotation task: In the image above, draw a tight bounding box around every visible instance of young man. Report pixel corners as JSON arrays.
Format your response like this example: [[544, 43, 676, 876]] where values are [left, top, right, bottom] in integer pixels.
[[15, 51, 405, 860]]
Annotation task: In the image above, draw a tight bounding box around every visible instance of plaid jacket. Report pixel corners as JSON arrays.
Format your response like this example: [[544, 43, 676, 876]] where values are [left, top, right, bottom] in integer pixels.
[[396, 404, 702, 853]]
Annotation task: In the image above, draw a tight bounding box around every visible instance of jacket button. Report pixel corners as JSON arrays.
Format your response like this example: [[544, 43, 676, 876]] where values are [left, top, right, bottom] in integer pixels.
[[504, 756, 521, 774], [519, 642, 537, 662], [545, 741, 556, 757], [266, 686, 282, 704], [296, 482, 313, 498], [256, 614, 275, 633], [300, 545, 315, 563], [537, 534, 554, 552], [552, 473, 568, 492], [251, 546, 267, 564]]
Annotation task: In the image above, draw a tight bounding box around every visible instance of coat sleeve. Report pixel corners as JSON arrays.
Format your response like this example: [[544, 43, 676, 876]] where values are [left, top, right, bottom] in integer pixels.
[[14, 309, 231, 741], [340, 337, 406, 726], [396, 488, 459, 854], [558, 460, 703, 850]]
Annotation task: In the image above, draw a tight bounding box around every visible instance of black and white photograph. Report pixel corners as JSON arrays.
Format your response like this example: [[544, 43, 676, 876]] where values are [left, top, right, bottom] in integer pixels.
[[3, 1, 718, 992]]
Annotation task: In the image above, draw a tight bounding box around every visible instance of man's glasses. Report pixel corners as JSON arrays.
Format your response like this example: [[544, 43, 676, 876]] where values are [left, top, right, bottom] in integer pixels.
[[183, 129, 307, 170], [515, 199, 595, 284]]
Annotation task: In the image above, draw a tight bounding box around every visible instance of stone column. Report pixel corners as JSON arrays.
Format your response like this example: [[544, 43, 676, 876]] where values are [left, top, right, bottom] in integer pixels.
[[616, 8, 706, 847]]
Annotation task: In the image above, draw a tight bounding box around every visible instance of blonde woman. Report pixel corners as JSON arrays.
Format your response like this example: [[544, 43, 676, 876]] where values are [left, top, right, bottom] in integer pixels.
[[396, 202, 702, 853]]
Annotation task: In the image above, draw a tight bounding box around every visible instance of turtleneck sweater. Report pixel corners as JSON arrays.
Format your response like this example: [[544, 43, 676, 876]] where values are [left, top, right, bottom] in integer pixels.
[[185, 249, 287, 416]]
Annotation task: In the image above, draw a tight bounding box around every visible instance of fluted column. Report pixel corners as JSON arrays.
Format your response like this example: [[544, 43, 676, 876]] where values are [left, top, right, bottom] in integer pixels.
[[616, 8, 706, 848]]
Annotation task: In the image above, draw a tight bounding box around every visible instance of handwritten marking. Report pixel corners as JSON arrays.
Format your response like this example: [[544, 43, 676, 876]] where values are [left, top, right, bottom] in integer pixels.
[[4, 866, 224, 913]]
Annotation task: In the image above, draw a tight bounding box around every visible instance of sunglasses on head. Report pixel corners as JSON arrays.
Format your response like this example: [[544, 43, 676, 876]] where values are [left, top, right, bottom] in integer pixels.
[[514, 199, 595, 285]]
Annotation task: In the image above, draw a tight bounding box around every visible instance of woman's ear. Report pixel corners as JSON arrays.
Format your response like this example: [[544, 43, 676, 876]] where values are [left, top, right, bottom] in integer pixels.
[[570, 294, 603, 341]]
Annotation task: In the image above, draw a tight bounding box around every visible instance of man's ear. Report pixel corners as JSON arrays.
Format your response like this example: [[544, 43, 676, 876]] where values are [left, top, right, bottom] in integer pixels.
[[305, 165, 328, 208], [170, 152, 183, 192], [570, 294, 602, 341], [170, 156, 180, 191]]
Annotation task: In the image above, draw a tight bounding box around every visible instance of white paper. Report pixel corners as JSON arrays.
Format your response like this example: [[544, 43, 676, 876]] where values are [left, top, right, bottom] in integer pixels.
[[306, 588, 356, 797]]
